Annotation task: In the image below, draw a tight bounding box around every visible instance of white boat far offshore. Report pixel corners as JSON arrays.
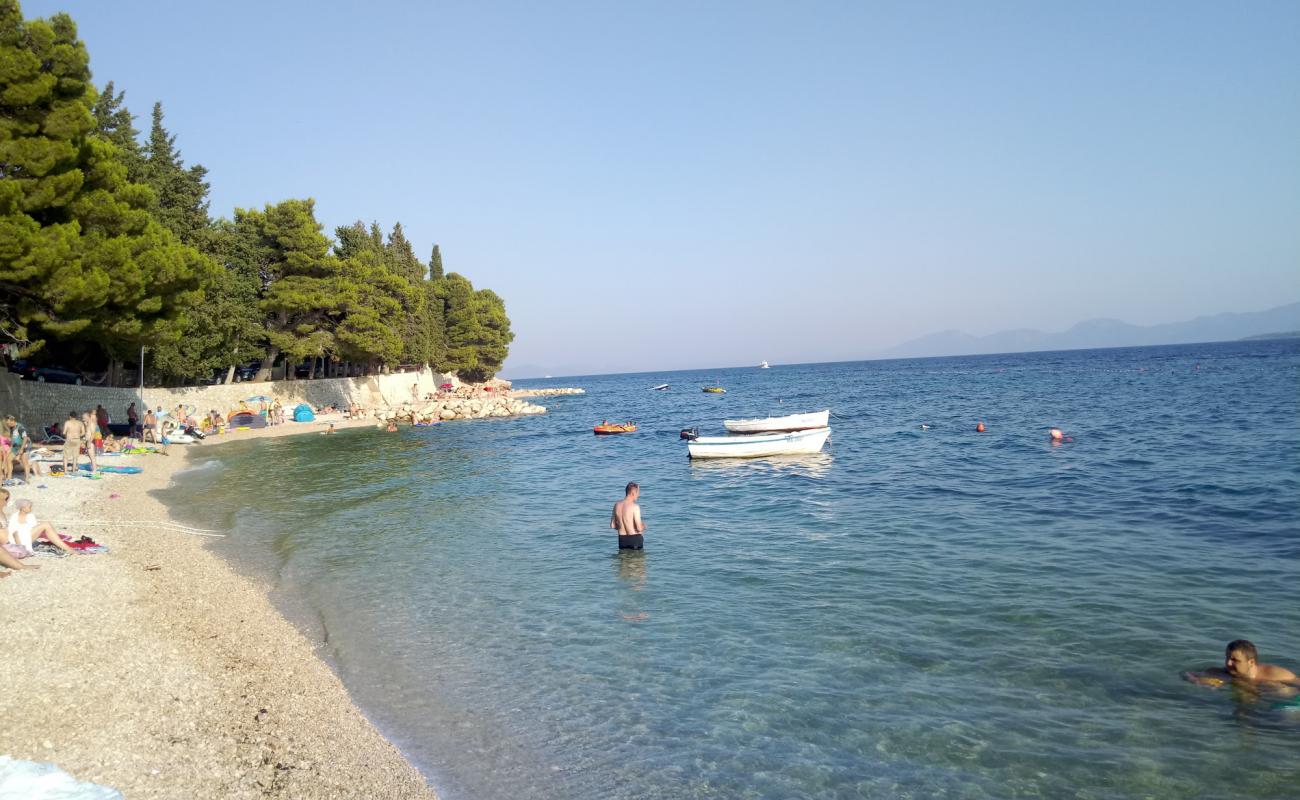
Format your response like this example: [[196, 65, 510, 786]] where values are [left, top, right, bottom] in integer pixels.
[[723, 409, 829, 434]]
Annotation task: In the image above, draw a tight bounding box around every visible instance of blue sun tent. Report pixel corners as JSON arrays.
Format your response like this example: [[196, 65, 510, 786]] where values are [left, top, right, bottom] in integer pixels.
[[293, 403, 315, 422]]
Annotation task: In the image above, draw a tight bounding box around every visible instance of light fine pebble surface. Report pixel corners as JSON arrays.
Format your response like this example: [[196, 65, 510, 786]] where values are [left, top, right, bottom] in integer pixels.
[[0, 415, 435, 799]]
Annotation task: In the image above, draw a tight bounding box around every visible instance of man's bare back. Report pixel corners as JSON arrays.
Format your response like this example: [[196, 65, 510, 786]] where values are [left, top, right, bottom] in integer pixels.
[[611, 483, 645, 550]]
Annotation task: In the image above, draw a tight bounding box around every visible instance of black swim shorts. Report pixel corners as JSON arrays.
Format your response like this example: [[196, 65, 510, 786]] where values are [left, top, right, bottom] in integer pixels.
[[618, 534, 644, 550]]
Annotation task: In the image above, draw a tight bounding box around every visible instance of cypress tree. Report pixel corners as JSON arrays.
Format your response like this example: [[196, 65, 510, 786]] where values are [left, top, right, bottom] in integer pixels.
[[429, 244, 444, 280]]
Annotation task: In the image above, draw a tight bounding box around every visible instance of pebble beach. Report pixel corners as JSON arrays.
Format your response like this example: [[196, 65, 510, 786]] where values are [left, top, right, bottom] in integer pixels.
[[0, 415, 436, 798]]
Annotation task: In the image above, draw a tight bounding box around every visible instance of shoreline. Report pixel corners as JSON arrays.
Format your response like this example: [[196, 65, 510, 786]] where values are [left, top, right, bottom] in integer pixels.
[[1, 417, 437, 798]]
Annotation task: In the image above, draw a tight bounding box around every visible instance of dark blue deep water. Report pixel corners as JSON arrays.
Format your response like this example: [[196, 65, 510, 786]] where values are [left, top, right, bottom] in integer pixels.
[[163, 340, 1300, 799]]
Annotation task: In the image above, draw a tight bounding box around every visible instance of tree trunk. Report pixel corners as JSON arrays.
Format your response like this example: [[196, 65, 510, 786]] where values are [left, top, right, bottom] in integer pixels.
[[224, 364, 236, 384], [258, 346, 280, 382]]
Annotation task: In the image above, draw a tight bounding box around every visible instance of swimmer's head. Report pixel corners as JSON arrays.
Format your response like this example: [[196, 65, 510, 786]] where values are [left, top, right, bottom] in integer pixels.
[[1049, 428, 1064, 440], [1225, 639, 1258, 678], [625, 482, 639, 498]]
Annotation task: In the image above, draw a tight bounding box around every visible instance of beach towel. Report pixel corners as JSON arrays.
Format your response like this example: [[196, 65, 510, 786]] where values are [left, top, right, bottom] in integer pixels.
[[62, 535, 107, 553], [76, 465, 142, 475]]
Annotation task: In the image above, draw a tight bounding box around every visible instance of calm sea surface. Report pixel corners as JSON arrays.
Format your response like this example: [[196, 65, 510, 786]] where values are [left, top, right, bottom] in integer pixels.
[[161, 341, 1300, 799]]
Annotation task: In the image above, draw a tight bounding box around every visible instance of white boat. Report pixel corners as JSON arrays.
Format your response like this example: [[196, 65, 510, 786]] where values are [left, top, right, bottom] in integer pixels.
[[687, 427, 830, 459], [759, 361, 769, 368], [650, 383, 669, 391], [723, 409, 829, 434]]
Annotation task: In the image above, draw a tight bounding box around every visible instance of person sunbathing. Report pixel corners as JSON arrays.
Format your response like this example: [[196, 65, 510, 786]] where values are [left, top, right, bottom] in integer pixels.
[[0, 490, 39, 573], [5, 499, 76, 556]]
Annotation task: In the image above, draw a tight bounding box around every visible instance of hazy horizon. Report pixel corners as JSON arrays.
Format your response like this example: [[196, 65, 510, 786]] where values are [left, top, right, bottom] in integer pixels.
[[30, 0, 1300, 376], [503, 300, 1300, 379]]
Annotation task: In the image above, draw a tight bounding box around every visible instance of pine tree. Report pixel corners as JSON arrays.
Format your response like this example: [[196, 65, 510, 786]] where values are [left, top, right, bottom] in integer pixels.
[[429, 270, 514, 380], [385, 222, 424, 283], [0, 1, 211, 360], [331, 220, 417, 368], [90, 80, 144, 181], [150, 220, 265, 381], [141, 102, 211, 245], [254, 199, 339, 379], [334, 242, 409, 367]]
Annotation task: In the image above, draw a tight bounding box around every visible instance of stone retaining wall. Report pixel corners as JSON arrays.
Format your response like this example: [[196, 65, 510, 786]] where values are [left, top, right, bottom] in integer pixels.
[[0, 368, 454, 433]]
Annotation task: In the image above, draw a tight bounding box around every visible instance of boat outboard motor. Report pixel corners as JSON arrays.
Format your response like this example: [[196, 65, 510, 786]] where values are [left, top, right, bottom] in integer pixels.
[[680, 427, 699, 440]]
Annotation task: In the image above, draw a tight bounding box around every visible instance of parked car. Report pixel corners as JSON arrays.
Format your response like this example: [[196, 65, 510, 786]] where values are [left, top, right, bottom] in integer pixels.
[[7, 358, 28, 374], [234, 361, 262, 382], [23, 364, 85, 384], [294, 361, 323, 379]]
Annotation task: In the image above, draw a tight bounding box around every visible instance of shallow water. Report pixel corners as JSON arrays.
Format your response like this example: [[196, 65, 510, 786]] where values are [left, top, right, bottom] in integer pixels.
[[163, 340, 1300, 799]]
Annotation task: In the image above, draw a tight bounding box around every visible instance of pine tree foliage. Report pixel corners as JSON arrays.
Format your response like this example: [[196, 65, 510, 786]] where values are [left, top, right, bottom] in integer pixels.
[[142, 101, 210, 246], [437, 272, 514, 380], [0, 1, 513, 382], [150, 220, 264, 380], [386, 222, 423, 282], [254, 199, 339, 375], [90, 80, 143, 180], [0, 0, 210, 359]]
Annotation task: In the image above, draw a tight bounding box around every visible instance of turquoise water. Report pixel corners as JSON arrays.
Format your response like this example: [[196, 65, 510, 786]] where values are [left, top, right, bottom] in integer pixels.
[[163, 341, 1300, 799]]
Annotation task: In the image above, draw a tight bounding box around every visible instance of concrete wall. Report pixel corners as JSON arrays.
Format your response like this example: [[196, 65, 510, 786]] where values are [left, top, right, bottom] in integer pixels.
[[0, 367, 454, 433]]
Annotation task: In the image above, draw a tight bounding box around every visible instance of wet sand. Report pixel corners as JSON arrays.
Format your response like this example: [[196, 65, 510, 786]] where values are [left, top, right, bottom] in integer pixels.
[[0, 416, 436, 798]]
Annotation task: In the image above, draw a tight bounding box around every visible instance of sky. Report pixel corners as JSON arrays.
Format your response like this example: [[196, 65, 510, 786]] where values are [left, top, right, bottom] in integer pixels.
[[24, 0, 1300, 377]]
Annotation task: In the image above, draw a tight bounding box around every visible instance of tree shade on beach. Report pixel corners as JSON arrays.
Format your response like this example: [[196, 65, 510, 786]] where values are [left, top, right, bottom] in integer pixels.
[[0, 0, 512, 384]]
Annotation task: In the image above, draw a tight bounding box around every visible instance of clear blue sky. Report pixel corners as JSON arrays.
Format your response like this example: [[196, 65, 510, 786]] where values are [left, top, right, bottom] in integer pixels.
[[26, 0, 1300, 376]]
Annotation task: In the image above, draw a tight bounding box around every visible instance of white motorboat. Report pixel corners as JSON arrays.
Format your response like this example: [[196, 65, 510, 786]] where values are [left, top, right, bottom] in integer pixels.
[[650, 383, 669, 391], [687, 427, 831, 459], [759, 360, 770, 369], [723, 409, 829, 434]]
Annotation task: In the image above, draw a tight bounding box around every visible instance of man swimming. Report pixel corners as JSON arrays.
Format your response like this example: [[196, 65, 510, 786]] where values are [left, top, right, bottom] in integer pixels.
[[1184, 639, 1299, 688], [610, 482, 646, 550]]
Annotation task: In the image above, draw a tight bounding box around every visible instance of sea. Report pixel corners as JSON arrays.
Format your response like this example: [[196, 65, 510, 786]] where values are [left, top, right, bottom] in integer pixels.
[[160, 340, 1300, 800]]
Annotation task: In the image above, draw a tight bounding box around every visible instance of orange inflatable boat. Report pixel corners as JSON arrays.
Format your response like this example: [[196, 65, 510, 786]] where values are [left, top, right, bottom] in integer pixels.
[[593, 422, 637, 435]]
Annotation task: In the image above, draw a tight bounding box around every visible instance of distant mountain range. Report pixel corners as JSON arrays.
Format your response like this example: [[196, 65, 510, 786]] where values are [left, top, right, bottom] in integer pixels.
[[876, 301, 1300, 359]]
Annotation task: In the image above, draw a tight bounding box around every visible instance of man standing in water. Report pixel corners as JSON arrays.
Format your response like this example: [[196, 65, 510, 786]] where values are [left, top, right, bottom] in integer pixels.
[[611, 482, 646, 550]]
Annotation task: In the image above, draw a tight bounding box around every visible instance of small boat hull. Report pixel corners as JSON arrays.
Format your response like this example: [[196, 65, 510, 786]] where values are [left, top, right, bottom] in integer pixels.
[[724, 409, 829, 433], [702, 387, 726, 394], [594, 424, 637, 435], [687, 427, 830, 459]]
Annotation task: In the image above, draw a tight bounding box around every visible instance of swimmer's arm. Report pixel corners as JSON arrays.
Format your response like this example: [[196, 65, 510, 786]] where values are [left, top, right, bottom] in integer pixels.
[[633, 505, 644, 533], [610, 505, 619, 530], [1182, 667, 1230, 686]]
